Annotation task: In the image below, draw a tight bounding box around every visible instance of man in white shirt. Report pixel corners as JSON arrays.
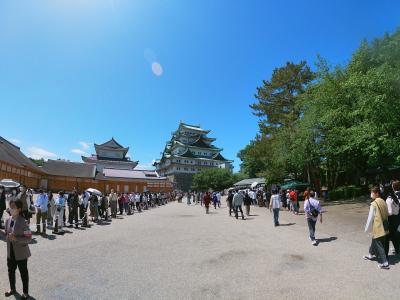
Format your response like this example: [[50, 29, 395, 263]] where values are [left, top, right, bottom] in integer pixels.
[[269, 189, 281, 226], [35, 190, 48, 235]]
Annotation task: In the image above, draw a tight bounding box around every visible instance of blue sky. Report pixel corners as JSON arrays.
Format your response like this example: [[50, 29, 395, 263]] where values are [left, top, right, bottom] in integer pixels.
[[0, 0, 399, 170]]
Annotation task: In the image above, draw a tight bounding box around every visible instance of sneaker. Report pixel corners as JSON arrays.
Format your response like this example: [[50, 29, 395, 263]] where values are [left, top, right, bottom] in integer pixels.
[[312, 240, 318, 246], [378, 263, 390, 270], [363, 255, 375, 261]]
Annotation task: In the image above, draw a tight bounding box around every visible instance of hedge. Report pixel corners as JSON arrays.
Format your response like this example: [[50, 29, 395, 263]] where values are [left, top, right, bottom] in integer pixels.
[[328, 185, 366, 201]]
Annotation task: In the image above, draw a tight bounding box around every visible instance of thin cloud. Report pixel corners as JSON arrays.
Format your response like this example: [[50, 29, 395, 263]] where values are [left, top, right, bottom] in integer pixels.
[[79, 141, 90, 150], [10, 138, 22, 144], [71, 148, 88, 156], [27, 147, 57, 160]]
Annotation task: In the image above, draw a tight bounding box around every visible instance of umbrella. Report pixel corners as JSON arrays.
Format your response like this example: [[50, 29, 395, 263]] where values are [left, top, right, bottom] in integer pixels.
[[250, 182, 259, 189], [0, 179, 21, 188], [281, 180, 310, 190], [86, 188, 102, 196]]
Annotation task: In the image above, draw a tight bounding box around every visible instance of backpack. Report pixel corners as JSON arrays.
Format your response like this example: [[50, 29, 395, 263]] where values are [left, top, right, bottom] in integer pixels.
[[308, 199, 319, 217]]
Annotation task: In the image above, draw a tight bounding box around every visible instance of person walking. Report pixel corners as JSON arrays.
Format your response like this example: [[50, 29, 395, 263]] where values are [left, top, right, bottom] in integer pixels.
[[0, 186, 6, 229], [226, 191, 234, 216], [216, 192, 221, 208], [232, 191, 245, 220], [304, 191, 322, 246], [386, 180, 400, 255], [269, 189, 281, 226], [34, 190, 48, 235], [4, 200, 32, 299], [243, 192, 251, 216], [203, 192, 211, 214], [289, 189, 299, 215], [212, 192, 218, 209], [109, 189, 118, 218], [364, 186, 390, 269]]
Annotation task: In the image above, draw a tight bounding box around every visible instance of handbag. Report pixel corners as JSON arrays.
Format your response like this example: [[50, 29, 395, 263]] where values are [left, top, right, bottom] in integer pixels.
[[375, 201, 389, 231]]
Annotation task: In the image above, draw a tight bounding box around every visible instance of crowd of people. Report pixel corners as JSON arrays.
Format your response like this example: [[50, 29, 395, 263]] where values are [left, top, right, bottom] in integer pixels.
[[188, 181, 400, 271], [0, 185, 174, 299]]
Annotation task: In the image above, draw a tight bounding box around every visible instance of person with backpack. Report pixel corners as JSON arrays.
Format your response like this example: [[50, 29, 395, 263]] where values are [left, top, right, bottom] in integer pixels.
[[269, 189, 280, 226], [304, 190, 322, 246], [364, 186, 390, 269], [386, 180, 400, 255]]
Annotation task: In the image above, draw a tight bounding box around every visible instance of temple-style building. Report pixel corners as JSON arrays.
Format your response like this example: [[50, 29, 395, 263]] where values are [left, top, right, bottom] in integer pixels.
[[154, 122, 233, 191], [82, 138, 138, 171], [0, 136, 172, 193]]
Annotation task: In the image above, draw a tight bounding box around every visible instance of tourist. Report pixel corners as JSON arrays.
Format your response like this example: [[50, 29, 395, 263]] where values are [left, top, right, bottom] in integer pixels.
[[289, 189, 299, 215], [187, 192, 191, 205], [123, 193, 129, 214], [364, 186, 390, 269], [118, 194, 124, 214], [243, 191, 251, 216], [4, 200, 32, 299], [68, 189, 80, 228], [34, 190, 48, 235], [109, 189, 118, 218], [101, 194, 109, 220], [203, 192, 211, 214], [216, 191, 221, 208], [249, 189, 256, 205], [128, 193, 135, 215], [286, 189, 291, 211], [89, 193, 99, 222], [304, 191, 322, 246], [0, 186, 6, 229], [47, 191, 54, 228], [16, 185, 30, 222], [226, 191, 234, 216], [269, 189, 280, 226], [232, 191, 245, 220], [54, 191, 66, 232], [135, 193, 141, 212], [212, 192, 218, 209], [386, 180, 400, 255]]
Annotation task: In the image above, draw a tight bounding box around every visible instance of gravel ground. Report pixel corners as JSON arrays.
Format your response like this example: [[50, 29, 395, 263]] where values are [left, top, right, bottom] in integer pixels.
[[0, 198, 399, 300]]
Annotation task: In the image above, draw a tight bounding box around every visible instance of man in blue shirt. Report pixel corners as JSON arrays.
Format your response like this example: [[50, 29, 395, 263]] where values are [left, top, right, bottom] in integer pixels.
[[35, 190, 48, 235]]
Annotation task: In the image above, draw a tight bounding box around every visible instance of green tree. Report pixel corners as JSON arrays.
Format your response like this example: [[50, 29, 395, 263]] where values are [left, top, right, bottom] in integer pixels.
[[191, 168, 235, 191]]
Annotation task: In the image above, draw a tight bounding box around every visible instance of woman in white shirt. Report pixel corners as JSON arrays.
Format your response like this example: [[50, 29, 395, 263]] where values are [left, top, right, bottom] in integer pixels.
[[269, 189, 281, 227], [386, 181, 400, 255]]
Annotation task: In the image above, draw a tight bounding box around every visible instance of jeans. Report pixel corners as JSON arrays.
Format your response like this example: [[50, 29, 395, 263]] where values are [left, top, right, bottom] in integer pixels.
[[234, 205, 244, 219], [369, 235, 389, 264], [273, 208, 280, 225], [307, 218, 316, 241], [292, 201, 298, 213], [68, 206, 79, 226]]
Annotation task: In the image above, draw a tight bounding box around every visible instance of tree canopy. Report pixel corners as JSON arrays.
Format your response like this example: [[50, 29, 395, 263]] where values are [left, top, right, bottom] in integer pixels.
[[239, 29, 400, 189]]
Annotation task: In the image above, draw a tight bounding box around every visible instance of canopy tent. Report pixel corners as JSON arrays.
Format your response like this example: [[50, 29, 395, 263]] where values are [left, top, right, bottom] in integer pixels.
[[280, 180, 310, 190]]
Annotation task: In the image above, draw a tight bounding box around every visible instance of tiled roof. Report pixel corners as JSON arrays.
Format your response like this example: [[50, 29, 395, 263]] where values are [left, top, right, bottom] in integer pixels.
[[102, 168, 165, 180], [0, 137, 44, 173], [42, 160, 97, 178]]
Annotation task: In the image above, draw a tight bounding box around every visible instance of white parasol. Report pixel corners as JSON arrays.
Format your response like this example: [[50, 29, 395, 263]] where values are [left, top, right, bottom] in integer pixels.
[[85, 188, 102, 196], [0, 179, 21, 188]]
